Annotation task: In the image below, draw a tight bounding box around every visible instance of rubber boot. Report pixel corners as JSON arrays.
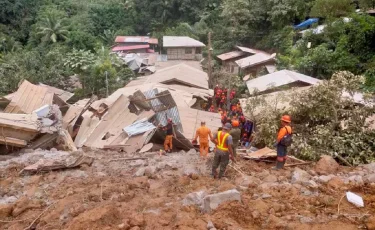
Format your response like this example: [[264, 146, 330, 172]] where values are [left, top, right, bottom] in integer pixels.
[[272, 161, 284, 170]]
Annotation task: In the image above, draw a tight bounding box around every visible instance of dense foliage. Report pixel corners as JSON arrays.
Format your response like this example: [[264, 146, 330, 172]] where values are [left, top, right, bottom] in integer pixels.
[[245, 71, 375, 165], [0, 0, 375, 96]]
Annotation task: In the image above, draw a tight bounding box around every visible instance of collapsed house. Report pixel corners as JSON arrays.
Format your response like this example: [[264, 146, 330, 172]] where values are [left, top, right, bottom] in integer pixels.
[[217, 46, 277, 76], [0, 62, 220, 154]]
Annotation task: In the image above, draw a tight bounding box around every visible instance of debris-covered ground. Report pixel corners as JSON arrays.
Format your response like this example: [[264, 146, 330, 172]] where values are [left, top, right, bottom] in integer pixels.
[[1, 149, 375, 230]]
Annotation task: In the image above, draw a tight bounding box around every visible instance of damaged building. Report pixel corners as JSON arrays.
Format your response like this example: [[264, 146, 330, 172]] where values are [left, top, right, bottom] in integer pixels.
[[0, 63, 221, 154]]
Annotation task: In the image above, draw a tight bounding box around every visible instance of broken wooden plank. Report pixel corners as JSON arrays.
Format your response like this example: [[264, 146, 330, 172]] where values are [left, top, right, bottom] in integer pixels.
[[284, 162, 312, 167], [0, 137, 27, 147], [29, 133, 59, 150], [57, 129, 77, 151], [109, 157, 148, 162], [288, 155, 306, 163], [103, 144, 131, 149]]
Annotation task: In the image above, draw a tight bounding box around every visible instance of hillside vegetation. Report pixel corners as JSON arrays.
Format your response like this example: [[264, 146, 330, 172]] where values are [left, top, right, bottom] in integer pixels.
[[1, 0, 375, 97]]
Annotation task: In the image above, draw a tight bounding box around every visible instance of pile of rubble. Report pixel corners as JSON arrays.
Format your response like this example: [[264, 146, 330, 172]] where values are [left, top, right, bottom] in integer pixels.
[[0, 64, 220, 155]]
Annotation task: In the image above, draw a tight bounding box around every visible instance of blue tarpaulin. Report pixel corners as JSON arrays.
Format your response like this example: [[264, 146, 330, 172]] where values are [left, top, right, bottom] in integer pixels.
[[294, 18, 319, 30]]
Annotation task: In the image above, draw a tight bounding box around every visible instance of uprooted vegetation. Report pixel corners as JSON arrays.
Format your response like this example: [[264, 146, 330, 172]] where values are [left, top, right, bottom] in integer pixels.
[[244, 71, 375, 165]]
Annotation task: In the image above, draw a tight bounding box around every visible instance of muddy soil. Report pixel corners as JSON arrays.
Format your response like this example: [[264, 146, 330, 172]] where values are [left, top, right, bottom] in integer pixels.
[[0, 149, 373, 230]]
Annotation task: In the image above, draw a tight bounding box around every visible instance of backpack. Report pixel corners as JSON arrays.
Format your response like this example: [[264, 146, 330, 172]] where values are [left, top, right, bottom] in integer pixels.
[[280, 127, 292, 147]]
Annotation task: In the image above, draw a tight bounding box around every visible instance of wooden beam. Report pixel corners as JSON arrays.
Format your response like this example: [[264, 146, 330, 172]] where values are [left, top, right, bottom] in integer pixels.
[[103, 144, 131, 149], [0, 137, 27, 147]]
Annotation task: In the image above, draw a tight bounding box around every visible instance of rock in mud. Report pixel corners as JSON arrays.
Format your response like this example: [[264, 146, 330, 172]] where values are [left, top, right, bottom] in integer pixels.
[[202, 189, 241, 213], [365, 174, 375, 183], [300, 216, 314, 224], [0, 204, 13, 218], [207, 220, 215, 229], [263, 175, 278, 183], [133, 167, 145, 177], [303, 180, 319, 189], [144, 166, 156, 178], [235, 176, 260, 187], [129, 214, 145, 227], [317, 175, 335, 184], [291, 168, 311, 184], [348, 175, 364, 185], [183, 167, 199, 176], [314, 155, 339, 175], [182, 190, 207, 207], [363, 163, 375, 173]]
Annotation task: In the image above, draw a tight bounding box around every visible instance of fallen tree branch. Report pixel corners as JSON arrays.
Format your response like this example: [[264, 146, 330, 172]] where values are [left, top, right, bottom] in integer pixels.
[[108, 157, 148, 162], [284, 162, 312, 167], [337, 194, 346, 215], [334, 152, 353, 167], [23, 202, 55, 230], [0, 216, 35, 223]]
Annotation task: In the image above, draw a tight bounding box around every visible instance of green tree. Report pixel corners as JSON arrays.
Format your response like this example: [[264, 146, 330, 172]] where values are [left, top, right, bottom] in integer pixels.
[[37, 14, 69, 43], [310, 0, 355, 19]]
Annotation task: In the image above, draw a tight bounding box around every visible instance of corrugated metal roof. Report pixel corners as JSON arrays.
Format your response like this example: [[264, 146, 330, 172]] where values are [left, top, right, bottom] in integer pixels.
[[163, 36, 205, 47], [39, 83, 74, 102], [115, 36, 158, 44], [112, 45, 149, 52], [236, 46, 270, 55], [246, 70, 321, 95], [5, 80, 54, 114], [217, 51, 246, 61], [123, 118, 156, 136], [235, 53, 276, 69], [144, 63, 209, 89]]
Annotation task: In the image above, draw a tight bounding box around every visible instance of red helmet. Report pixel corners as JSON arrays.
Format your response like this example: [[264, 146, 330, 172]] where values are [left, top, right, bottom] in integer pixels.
[[281, 115, 291, 123], [168, 118, 172, 123]]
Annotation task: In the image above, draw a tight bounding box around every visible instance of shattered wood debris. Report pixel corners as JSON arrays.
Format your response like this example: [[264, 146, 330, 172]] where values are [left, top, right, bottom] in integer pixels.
[[20, 154, 94, 175], [0, 64, 221, 153]]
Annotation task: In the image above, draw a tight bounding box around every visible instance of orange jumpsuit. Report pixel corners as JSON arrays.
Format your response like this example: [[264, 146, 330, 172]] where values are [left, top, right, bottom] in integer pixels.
[[194, 126, 213, 158]]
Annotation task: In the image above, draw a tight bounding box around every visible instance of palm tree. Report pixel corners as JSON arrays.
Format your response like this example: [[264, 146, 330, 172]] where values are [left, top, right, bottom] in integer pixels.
[[37, 14, 69, 43]]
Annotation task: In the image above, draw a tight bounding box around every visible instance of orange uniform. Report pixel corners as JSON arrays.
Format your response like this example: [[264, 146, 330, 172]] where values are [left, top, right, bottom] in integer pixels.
[[277, 125, 292, 142], [194, 126, 213, 158]]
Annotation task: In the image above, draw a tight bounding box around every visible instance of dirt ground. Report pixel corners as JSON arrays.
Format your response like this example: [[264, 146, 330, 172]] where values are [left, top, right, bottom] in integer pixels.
[[0, 148, 374, 230]]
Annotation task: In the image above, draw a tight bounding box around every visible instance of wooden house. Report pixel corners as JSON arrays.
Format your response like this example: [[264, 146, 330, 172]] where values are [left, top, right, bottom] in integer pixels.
[[163, 36, 205, 60]]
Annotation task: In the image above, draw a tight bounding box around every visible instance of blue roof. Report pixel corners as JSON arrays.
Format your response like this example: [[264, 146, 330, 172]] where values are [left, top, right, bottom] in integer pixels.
[[294, 18, 319, 30]]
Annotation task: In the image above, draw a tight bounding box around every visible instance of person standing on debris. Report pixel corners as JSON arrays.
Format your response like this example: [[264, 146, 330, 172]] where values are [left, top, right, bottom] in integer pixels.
[[273, 115, 293, 170], [159, 118, 174, 153], [212, 123, 234, 179], [193, 121, 214, 160], [229, 120, 241, 157]]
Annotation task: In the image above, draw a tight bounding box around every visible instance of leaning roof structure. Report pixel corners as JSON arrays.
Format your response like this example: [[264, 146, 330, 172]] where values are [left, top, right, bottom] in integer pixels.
[[235, 53, 276, 69], [217, 51, 246, 61], [246, 70, 321, 95], [163, 36, 205, 47]]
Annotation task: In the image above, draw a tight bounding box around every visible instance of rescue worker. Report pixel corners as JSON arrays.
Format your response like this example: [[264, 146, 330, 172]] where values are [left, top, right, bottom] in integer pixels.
[[209, 105, 215, 112], [159, 118, 174, 153], [273, 115, 292, 170], [229, 120, 241, 157], [212, 123, 234, 179], [193, 121, 214, 160]]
